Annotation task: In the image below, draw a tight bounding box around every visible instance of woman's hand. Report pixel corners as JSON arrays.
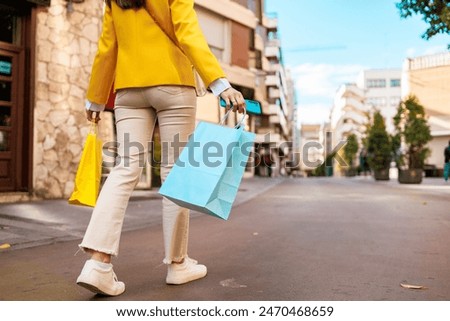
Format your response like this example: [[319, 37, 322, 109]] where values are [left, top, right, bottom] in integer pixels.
[[220, 87, 245, 114], [86, 110, 101, 123]]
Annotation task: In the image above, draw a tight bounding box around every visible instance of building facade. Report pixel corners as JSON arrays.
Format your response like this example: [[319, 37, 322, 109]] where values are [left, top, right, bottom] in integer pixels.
[[330, 83, 367, 143], [254, 11, 296, 177], [0, 0, 106, 202], [328, 84, 367, 176], [402, 52, 450, 169], [299, 124, 322, 175], [0, 0, 296, 202], [357, 69, 402, 134], [329, 69, 401, 175]]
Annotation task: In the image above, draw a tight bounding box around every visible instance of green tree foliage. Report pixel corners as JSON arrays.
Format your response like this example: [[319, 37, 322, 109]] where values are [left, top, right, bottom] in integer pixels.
[[311, 152, 335, 177], [367, 111, 392, 171], [393, 95, 432, 169], [396, 0, 450, 47], [343, 134, 359, 167]]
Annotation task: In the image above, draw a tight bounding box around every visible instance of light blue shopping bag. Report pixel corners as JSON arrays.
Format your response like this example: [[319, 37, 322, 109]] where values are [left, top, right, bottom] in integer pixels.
[[159, 110, 255, 220]]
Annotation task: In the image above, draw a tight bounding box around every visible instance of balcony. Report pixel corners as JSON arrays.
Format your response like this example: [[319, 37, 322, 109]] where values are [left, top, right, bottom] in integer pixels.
[[269, 87, 280, 99], [261, 103, 276, 115], [336, 96, 367, 112], [263, 15, 278, 31], [254, 34, 265, 51], [262, 57, 271, 72], [269, 63, 281, 73], [265, 46, 279, 59], [266, 39, 281, 48], [269, 115, 280, 124], [265, 75, 279, 87], [264, 104, 278, 115], [339, 85, 365, 99], [341, 110, 367, 125]]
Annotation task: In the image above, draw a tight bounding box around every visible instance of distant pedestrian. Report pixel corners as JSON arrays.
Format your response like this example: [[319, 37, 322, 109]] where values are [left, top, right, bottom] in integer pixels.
[[444, 140, 450, 182], [76, 0, 245, 297], [264, 153, 274, 177], [359, 148, 369, 176]]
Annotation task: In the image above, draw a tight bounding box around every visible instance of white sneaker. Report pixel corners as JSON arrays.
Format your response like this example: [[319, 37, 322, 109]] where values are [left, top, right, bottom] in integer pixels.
[[166, 257, 207, 285], [76, 259, 125, 296]]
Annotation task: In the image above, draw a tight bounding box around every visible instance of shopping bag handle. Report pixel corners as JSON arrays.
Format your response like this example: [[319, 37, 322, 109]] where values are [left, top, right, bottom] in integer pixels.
[[220, 107, 247, 129]]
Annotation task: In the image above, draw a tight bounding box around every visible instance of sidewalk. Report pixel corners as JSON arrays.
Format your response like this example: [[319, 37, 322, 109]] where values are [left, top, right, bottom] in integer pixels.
[[0, 176, 284, 252], [348, 175, 450, 197]]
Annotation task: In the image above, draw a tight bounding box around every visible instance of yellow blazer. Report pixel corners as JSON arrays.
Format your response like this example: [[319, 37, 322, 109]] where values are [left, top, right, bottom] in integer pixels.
[[87, 0, 226, 104]]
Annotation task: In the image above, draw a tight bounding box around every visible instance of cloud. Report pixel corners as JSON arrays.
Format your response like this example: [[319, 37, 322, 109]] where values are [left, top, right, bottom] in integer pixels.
[[406, 45, 448, 58], [406, 47, 416, 58], [291, 63, 366, 99], [289, 63, 366, 124], [423, 45, 448, 55], [297, 103, 332, 125]]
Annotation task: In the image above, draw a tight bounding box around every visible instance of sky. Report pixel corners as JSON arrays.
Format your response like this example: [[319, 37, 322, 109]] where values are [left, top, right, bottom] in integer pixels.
[[265, 0, 450, 125]]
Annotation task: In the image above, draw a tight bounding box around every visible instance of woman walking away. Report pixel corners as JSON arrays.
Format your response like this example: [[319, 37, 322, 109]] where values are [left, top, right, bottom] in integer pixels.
[[76, 0, 245, 296]]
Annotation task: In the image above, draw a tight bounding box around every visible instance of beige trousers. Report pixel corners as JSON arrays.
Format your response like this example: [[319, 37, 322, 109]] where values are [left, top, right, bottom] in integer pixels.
[[79, 86, 197, 264]]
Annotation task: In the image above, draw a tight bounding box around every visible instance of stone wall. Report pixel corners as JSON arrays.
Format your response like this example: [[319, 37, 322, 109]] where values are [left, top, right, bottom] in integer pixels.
[[34, 0, 114, 199]]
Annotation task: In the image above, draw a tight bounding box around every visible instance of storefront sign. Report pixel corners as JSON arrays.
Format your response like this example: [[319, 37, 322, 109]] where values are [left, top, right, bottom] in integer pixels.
[[0, 61, 12, 76]]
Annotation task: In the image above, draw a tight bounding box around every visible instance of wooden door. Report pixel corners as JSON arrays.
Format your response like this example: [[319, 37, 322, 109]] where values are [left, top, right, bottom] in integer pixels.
[[0, 45, 24, 191]]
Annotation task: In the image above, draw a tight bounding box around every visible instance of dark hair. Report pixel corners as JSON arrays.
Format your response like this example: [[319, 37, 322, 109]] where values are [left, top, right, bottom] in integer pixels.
[[105, 0, 145, 9]]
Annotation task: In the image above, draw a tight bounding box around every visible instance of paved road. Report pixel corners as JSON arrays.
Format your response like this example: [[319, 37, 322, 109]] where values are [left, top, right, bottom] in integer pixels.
[[1, 177, 449, 301]]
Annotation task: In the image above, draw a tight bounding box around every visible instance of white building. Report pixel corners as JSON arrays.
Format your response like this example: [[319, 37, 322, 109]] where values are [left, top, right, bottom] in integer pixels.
[[329, 69, 401, 175], [299, 124, 322, 174], [356, 69, 402, 134], [330, 83, 367, 143], [330, 69, 402, 144]]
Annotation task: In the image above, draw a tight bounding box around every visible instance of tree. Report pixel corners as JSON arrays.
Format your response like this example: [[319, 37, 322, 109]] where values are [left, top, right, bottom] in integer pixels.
[[366, 111, 392, 172], [312, 152, 335, 177], [343, 134, 359, 168], [396, 0, 450, 48], [393, 95, 431, 169]]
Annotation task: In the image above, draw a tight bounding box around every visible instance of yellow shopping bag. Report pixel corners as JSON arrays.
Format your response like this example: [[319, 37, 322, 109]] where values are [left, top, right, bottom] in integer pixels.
[[68, 122, 103, 207]]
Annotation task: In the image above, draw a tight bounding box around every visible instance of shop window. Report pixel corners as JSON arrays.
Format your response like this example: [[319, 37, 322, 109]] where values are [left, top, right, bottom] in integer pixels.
[[0, 11, 21, 45]]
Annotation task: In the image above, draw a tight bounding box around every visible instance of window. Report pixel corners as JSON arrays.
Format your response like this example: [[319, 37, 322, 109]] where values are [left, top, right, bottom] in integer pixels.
[[196, 7, 229, 63], [0, 11, 21, 45], [231, 22, 250, 68], [367, 79, 386, 88], [390, 79, 401, 87], [367, 97, 387, 107]]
